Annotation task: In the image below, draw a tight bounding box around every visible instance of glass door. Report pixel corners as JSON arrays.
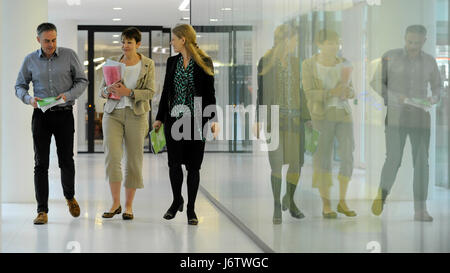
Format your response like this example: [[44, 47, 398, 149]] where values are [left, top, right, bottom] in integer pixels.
[[195, 30, 231, 152], [194, 26, 253, 152], [76, 30, 88, 152], [149, 30, 171, 151], [232, 30, 254, 152]]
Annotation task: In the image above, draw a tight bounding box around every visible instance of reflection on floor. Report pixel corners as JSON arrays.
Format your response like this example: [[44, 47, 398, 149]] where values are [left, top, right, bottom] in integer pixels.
[[200, 153, 450, 253], [0, 154, 261, 253], [2, 152, 449, 253]]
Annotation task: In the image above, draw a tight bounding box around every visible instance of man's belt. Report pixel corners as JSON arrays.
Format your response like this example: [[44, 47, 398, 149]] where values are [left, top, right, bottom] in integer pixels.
[[48, 105, 73, 112]]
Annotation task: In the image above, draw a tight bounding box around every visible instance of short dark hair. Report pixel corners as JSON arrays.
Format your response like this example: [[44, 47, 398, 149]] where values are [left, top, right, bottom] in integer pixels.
[[37, 22, 57, 36], [405, 25, 427, 36], [121, 27, 142, 43]]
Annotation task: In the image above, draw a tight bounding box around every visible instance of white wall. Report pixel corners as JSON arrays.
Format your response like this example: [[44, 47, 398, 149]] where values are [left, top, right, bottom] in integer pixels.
[[0, 0, 4, 243], [1, 0, 48, 203]]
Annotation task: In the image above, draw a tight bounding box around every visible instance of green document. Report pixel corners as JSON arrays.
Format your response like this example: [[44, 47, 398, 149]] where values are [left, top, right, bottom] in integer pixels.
[[305, 126, 320, 155], [37, 97, 65, 112], [404, 97, 433, 111], [150, 124, 166, 154], [37, 97, 59, 107], [410, 98, 432, 108]]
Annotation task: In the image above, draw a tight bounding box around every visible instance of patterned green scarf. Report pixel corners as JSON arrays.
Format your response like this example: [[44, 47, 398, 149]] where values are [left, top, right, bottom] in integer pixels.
[[170, 56, 196, 118]]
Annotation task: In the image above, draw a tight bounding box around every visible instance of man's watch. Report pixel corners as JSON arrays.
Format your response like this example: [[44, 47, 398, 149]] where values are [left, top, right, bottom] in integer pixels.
[[129, 90, 135, 97]]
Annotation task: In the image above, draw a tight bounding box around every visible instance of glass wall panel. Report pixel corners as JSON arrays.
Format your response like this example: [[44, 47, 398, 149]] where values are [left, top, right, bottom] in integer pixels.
[[150, 30, 171, 127], [435, 0, 449, 188], [76, 30, 88, 152], [192, 0, 449, 252]]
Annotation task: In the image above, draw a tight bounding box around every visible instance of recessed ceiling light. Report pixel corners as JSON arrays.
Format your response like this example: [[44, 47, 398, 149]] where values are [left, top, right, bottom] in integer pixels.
[[112, 18, 122, 22], [210, 18, 219, 22], [178, 0, 190, 11], [66, 0, 81, 6], [113, 7, 122, 10], [93, 57, 105, 62], [95, 62, 106, 71], [221, 8, 232, 11], [113, 34, 120, 38], [181, 17, 190, 21], [112, 41, 119, 44]]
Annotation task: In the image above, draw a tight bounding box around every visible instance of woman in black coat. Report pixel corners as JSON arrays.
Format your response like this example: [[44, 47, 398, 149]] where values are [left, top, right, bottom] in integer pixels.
[[153, 24, 218, 225]]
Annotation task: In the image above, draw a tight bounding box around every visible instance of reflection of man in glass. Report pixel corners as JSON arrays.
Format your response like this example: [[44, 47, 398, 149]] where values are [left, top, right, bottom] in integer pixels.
[[371, 25, 442, 221], [256, 24, 311, 224]]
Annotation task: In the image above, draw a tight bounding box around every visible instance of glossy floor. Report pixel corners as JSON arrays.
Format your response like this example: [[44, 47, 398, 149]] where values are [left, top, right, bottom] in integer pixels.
[[0, 153, 262, 253], [1, 152, 450, 253], [199, 152, 450, 253]]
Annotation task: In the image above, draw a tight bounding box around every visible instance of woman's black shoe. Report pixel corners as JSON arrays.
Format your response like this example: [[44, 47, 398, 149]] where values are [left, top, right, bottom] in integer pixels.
[[102, 205, 122, 218], [122, 212, 134, 220], [187, 210, 198, 225], [282, 196, 305, 219], [163, 199, 184, 220]]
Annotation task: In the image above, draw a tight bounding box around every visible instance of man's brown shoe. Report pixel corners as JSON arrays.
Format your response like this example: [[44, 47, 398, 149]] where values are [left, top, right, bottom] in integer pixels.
[[67, 198, 80, 217], [33, 212, 48, 225]]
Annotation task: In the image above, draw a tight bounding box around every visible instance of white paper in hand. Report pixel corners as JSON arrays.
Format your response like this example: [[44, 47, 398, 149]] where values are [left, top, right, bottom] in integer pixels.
[[404, 98, 433, 112], [38, 97, 65, 113]]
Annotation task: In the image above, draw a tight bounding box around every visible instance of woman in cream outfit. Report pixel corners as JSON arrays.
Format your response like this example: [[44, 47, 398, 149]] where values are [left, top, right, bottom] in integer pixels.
[[99, 27, 155, 220], [302, 29, 356, 218]]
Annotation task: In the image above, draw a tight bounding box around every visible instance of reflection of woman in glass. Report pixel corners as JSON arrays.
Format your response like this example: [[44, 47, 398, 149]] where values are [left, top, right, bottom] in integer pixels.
[[100, 27, 155, 220], [257, 24, 311, 224], [302, 29, 356, 218], [153, 24, 218, 225]]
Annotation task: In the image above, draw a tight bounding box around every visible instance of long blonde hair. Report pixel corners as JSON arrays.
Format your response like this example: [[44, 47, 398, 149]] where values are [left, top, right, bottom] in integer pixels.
[[259, 24, 297, 75], [172, 24, 214, 76]]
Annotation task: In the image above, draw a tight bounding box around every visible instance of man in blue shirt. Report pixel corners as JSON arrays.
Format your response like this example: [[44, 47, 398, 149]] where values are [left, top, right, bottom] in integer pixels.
[[15, 23, 88, 225]]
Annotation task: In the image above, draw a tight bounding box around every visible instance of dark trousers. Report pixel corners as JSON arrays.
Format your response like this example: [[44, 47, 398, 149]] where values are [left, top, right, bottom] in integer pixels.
[[164, 117, 206, 211], [379, 110, 431, 211], [32, 108, 75, 213]]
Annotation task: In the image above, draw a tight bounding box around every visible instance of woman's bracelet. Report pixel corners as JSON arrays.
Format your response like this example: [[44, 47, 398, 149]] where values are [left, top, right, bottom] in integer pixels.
[[102, 86, 109, 97]]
